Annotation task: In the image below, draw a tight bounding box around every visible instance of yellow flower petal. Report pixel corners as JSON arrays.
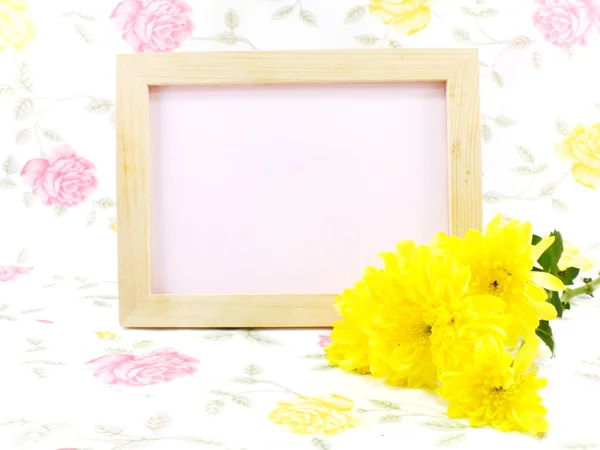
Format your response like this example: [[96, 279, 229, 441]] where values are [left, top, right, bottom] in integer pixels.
[[468, 295, 505, 315], [530, 236, 554, 263], [559, 240, 596, 272], [392, 6, 430, 35], [528, 271, 564, 291], [535, 301, 557, 321], [484, 213, 503, 236], [370, 0, 431, 35], [314, 394, 354, 411], [269, 394, 357, 435], [96, 331, 117, 340], [572, 163, 600, 189], [513, 338, 539, 374]]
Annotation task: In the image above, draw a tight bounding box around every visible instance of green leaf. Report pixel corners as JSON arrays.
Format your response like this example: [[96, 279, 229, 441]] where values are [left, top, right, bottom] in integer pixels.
[[215, 31, 238, 45], [202, 331, 233, 340], [244, 364, 262, 376], [205, 399, 224, 415], [492, 115, 516, 127], [311, 437, 330, 450], [516, 145, 534, 163], [63, 11, 97, 21], [224, 9, 240, 30], [368, 399, 400, 410], [380, 414, 403, 423], [481, 124, 492, 143], [303, 353, 327, 359], [16, 128, 32, 144], [244, 330, 280, 345], [0, 84, 14, 97], [74, 24, 93, 43], [531, 51, 542, 70], [558, 266, 579, 286], [299, 10, 317, 26], [311, 363, 336, 371], [42, 129, 63, 142], [86, 98, 114, 113], [0, 178, 17, 189], [15, 98, 33, 121], [438, 433, 467, 446], [425, 420, 468, 429], [234, 376, 256, 384], [344, 5, 366, 24], [536, 230, 563, 275], [548, 291, 562, 318], [272, 5, 294, 19], [491, 70, 504, 88], [2, 155, 18, 175], [54, 205, 68, 216], [452, 28, 470, 42], [17, 60, 33, 91], [509, 35, 533, 49], [556, 119, 570, 137], [96, 197, 116, 209], [231, 395, 251, 407], [354, 35, 379, 46], [536, 320, 554, 355]]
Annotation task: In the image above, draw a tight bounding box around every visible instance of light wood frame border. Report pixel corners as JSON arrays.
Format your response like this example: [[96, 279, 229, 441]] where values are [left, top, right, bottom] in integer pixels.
[[117, 49, 482, 328]]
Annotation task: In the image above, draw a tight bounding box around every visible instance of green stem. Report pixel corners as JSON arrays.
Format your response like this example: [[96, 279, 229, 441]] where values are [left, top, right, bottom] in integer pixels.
[[561, 272, 600, 304]]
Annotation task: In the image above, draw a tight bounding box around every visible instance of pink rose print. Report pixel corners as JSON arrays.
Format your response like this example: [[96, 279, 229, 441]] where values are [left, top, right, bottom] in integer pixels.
[[0, 265, 32, 282], [20, 145, 98, 208], [318, 333, 332, 348], [532, 0, 600, 47], [110, 0, 195, 53], [85, 348, 199, 386]]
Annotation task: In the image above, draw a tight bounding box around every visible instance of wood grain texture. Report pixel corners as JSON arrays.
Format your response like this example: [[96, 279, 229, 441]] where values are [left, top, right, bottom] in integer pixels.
[[116, 49, 482, 328]]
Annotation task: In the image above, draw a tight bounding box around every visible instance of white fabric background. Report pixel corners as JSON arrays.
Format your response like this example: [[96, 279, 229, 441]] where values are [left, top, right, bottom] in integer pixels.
[[1, 1, 600, 449]]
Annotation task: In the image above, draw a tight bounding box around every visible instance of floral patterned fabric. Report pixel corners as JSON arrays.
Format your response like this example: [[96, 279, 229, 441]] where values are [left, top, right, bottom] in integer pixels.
[[1, 275, 600, 449], [1, 0, 600, 448]]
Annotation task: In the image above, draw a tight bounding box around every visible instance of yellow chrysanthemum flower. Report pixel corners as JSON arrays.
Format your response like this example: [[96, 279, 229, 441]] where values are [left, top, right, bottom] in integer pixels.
[[0, 0, 35, 52], [365, 242, 507, 388], [436, 214, 564, 346], [438, 336, 549, 436], [269, 394, 357, 435], [325, 278, 377, 374]]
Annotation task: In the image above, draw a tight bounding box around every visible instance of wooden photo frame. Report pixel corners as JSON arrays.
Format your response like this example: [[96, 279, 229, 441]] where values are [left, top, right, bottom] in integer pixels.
[[116, 49, 481, 328]]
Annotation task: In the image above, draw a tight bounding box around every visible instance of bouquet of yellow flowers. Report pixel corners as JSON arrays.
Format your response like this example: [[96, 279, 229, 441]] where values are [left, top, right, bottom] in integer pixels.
[[325, 214, 599, 436]]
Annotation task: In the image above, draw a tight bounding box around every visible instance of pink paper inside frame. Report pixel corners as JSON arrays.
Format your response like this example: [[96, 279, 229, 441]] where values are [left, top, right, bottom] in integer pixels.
[[149, 82, 448, 295]]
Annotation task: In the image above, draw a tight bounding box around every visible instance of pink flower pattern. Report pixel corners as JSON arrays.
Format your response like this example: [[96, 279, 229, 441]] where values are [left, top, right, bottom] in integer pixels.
[[0, 265, 33, 282], [318, 333, 332, 348], [85, 348, 199, 386], [532, 0, 600, 47], [20, 146, 98, 208], [110, 0, 195, 53]]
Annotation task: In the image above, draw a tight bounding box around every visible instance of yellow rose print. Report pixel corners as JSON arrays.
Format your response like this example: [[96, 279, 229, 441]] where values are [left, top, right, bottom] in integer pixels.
[[96, 331, 118, 340], [0, 0, 35, 52], [269, 394, 357, 435], [370, 0, 431, 35], [559, 241, 596, 273], [555, 122, 600, 189]]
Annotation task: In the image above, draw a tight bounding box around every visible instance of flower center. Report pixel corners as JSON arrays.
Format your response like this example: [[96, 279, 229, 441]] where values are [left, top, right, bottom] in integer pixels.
[[398, 320, 432, 348], [487, 266, 511, 294]]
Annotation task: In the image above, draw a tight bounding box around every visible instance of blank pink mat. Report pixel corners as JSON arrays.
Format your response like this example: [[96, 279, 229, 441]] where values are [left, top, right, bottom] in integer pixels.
[[149, 83, 448, 295]]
